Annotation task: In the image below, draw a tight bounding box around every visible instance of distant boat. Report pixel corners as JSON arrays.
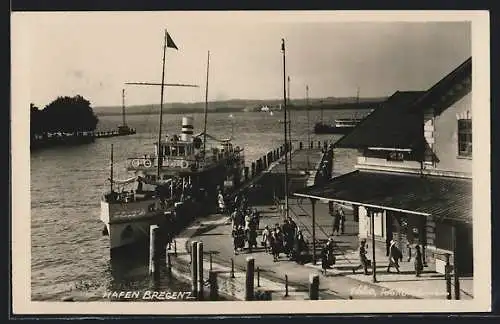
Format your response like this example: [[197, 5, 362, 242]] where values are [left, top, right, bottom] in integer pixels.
[[313, 86, 366, 135], [116, 89, 137, 136], [313, 118, 363, 134]]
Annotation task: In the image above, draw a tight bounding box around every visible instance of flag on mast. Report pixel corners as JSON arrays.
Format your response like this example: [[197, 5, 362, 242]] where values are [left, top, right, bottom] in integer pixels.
[[166, 32, 178, 50]]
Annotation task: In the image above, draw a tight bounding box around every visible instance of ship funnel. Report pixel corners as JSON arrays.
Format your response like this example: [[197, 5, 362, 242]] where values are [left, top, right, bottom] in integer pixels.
[[181, 116, 194, 141]]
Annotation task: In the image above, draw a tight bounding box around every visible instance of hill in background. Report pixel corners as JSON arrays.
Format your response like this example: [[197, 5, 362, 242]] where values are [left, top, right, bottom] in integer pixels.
[[93, 96, 387, 116]]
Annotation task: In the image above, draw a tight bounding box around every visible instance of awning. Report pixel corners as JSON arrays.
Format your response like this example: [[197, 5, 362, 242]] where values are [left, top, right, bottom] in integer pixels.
[[294, 170, 472, 224]]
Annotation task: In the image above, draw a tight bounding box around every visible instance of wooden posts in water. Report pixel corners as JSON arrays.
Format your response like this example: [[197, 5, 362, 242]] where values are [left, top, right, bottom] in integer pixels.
[[209, 270, 218, 301], [191, 241, 198, 298], [245, 257, 255, 301], [149, 225, 160, 276], [309, 273, 319, 300], [197, 241, 204, 300]]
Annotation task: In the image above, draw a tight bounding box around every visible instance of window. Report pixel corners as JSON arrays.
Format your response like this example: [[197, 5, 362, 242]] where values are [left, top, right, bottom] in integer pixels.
[[458, 119, 472, 157]]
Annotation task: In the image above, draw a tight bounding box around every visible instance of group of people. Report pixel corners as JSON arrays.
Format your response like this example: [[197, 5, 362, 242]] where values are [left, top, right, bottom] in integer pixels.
[[261, 218, 308, 263], [357, 239, 425, 277]]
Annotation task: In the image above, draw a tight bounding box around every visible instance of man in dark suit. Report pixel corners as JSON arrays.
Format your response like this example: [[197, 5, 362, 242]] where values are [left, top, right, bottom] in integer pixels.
[[387, 239, 402, 273]]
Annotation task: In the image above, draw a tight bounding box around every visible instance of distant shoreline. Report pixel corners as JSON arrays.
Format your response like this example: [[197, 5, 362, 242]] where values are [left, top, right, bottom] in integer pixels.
[[94, 100, 384, 117]]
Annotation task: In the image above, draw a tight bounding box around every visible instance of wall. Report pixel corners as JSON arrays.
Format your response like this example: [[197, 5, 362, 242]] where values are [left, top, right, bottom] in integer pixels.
[[358, 206, 368, 239], [358, 206, 386, 241], [357, 156, 422, 173], [427, 92, 472, 176]]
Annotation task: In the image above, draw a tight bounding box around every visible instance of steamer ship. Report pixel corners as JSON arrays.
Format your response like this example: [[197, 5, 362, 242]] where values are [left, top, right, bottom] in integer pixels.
[[99, 31, 244, 250]]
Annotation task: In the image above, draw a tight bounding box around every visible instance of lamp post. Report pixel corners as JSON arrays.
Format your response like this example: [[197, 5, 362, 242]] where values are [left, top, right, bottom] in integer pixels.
[[371, 209, 377, 283]]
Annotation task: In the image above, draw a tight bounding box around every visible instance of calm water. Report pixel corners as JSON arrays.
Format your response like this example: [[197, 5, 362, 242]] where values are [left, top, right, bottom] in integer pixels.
[[30, 109, 368, 301]]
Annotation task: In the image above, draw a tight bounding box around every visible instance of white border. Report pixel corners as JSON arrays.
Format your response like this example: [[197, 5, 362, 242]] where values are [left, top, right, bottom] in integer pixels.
[[11, 10, 491, 314]]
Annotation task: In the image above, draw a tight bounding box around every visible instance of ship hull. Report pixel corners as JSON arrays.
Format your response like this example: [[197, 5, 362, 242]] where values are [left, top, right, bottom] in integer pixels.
[[100, 158, 243, 250]]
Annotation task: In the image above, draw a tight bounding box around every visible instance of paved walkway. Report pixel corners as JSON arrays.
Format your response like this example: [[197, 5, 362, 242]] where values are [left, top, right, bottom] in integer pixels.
[[170, 148, 474, 300]]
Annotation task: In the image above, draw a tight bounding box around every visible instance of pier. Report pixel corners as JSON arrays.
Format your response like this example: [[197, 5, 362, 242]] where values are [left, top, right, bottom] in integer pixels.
[[30, 128, 137, 151]]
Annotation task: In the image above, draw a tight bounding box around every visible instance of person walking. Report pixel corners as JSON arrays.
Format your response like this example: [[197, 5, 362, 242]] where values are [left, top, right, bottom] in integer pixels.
[[332, 209, 341, 236], [271, 230, 280, 262], [261, 226, 270, 253], [358, 239, 370, 275], [217, 190, 226, 214], [338, 206, 345, 235], [414, 245, 424, 277], [387, 239, 402, 273]]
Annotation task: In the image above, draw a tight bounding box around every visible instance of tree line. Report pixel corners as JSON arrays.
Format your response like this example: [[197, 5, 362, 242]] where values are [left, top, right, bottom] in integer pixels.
[[30, 95, 99, 140]]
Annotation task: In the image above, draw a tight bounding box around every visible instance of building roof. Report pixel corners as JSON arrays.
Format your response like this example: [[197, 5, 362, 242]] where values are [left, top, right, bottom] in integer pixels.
[[334, 57, 472, 150], [409, 57, 472, 116], [334, 91, 425, 150], [294, 170, 472, 224]]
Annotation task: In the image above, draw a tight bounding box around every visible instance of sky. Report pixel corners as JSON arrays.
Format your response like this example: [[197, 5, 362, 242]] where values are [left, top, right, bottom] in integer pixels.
[[13, 12, 472, 108]]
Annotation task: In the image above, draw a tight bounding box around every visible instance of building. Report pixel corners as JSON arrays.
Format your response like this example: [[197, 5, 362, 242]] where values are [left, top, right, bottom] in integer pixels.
[[295, 57, 473, 276]]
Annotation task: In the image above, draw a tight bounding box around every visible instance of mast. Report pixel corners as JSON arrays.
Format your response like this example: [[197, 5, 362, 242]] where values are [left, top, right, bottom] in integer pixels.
[[281, 39, 289, 220], [110, 144, 114, 192], [157, 29, 168, 179], [287, 75, 292, 168], [306, 85, 310, 169], [203, 50, 210, 159], [121, 89, 126, 126]]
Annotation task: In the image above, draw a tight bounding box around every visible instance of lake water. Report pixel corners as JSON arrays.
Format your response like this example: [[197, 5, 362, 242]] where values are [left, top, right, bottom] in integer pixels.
[[30, 109, 369, 301]]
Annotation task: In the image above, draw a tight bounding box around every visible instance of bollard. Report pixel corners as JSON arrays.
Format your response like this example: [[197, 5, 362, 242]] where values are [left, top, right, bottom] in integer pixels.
[[299, 141, 303, 150], [209, 251, 213, 270], [310, 140, 313, 149], [244, 167, 249, 181], [191, 241, 198, 298], [174, 239, 177, 257], [166, 252, 172, 276], [257, 267, 260, 287], [197, 241, 204, 300], [445, 253, 452, 300], [285, 274, 289, 297], [209, 270, 218, 301], [309, 273, 319, 300], [149, 225, 159, 275], [245, 257, 255, 301], [231, 258, 235, 278]]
